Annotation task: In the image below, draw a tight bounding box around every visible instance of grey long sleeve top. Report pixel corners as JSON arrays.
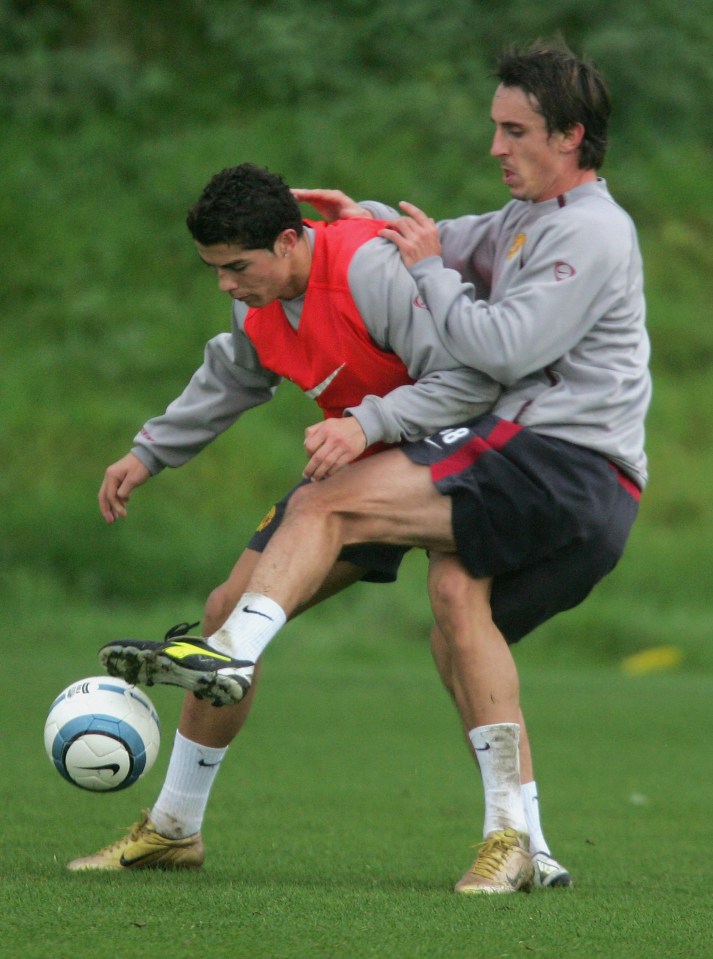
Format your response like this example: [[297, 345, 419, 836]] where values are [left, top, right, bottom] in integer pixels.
[[364, 179, 651, 487]]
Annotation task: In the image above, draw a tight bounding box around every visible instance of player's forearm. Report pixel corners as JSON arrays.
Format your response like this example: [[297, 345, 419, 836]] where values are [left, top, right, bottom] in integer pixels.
[[131, 331, 278, 471], [347, 370, 500, 446]]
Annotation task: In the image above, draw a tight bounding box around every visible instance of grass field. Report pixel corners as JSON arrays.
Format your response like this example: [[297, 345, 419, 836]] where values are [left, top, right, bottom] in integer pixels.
[[4, 6, 712, 957], [4, 582, 713, 959]]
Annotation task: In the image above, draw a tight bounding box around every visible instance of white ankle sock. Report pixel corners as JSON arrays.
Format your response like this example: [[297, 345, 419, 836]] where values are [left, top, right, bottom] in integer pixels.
[[150, 731, 228, 838], [522, 779, 550, 855], [208, 592, 287, 662], [469, 722, 528, 839]]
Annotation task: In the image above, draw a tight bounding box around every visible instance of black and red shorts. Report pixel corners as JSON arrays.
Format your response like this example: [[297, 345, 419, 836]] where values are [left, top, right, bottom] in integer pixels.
[[403, 414, 641, 643]]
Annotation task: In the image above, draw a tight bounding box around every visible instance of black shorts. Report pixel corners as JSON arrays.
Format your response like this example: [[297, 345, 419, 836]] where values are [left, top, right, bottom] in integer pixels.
[[247, 479, 409, 584], [404, 414, 641, 643]]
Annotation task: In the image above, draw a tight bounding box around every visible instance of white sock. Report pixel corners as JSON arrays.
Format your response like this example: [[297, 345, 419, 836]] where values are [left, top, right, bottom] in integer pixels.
[[469, 723, 528, 839], [208, 592, 287, 662], [522, 780, 551, 855], [150, 731, 228, 838]]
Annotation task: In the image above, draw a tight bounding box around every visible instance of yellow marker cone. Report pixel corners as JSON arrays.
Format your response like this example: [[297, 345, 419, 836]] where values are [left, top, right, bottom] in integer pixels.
[[621, 645, 682, 675]]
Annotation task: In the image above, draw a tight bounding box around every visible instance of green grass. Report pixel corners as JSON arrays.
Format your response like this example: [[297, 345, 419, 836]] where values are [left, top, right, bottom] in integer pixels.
[[4, 6, 713, 956], [4, 590, 713, 959]]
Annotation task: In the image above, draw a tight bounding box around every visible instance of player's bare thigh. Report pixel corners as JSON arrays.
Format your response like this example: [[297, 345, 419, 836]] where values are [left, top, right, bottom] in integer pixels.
[[295, 447, 455, 553]]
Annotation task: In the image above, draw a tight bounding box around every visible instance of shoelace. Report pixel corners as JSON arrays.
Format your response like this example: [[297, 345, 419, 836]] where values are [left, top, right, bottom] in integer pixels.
[[164, 621, 200, 641], [97, 812, 153, 854], [471, 831, 519, 880]]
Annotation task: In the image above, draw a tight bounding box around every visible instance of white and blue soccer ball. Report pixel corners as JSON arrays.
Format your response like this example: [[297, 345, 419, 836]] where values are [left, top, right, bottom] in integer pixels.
[[44, 676, 160, 792]]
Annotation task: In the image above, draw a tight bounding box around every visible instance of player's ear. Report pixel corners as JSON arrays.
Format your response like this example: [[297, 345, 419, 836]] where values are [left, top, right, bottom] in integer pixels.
[[561, 122, 585, 155], [275, 229, 299, 258]]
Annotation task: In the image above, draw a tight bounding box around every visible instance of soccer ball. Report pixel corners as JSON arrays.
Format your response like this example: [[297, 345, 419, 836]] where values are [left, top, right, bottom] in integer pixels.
[[44, 676, 160, 792]]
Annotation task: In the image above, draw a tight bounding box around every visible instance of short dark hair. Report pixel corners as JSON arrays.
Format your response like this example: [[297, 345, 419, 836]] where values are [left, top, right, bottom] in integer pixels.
[[496, 39, 611, 170], [186, 163, 304, 249]]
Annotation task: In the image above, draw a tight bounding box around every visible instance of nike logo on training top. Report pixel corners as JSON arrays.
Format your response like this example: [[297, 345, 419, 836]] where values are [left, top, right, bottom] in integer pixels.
[[305, 363, 346, 399], [242, 605, 274, 621]]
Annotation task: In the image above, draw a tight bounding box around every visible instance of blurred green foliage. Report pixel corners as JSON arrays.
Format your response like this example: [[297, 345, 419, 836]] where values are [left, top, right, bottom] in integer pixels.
[[3, 0, 713, 663]]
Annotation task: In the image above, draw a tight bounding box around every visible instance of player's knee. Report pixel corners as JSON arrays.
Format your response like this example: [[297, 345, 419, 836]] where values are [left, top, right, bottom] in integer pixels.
[[285, 480, 336, 521], [203, 581, 234, 634], [430, 563, 476, 615], [430, 566, 494, 643]]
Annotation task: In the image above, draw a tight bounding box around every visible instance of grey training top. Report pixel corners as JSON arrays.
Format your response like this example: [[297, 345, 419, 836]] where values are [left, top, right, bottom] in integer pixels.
[[365, 179, 651, 488], [131, 227, 500, 474]]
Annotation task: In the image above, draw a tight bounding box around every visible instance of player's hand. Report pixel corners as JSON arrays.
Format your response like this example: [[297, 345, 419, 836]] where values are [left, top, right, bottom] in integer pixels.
[[302, 417, 367, 481], [98, 452, 151, 524], [290, 189, 372, 223], [378, 201, 440, 267]]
